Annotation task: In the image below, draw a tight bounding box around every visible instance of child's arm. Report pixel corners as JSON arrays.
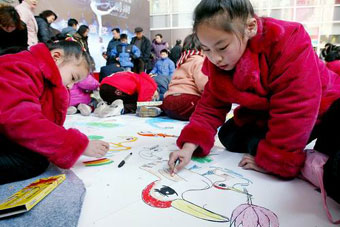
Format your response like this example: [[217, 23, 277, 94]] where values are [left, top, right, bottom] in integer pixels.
[[150, 62, 158, 75], [177, 83, 231, 157], [0, 63, 88, 169], [168, 143, 197, 174], [168, 60, 175, 76], [254, 24, 321, 178], [132, 45, 141, 59]]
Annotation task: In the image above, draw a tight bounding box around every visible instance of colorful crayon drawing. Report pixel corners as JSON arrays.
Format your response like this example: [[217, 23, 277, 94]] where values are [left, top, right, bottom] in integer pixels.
[[145, 117, 179, 129], [105, 136, 138, 157], [88, 135, 105, 140], [83, 158, 113, 167], [86, 122, 120, 128], [140, 162, 279, 226], [138, 131, 177, 138]]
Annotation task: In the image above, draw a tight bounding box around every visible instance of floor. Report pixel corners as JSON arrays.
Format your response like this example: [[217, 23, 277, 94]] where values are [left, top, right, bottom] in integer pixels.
[[63, 113, 340, 227]]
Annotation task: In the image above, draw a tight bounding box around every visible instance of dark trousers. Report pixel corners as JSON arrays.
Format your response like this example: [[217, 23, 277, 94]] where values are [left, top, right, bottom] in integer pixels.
[[218, 99, 340, 203], [0, 138, 49, 185]]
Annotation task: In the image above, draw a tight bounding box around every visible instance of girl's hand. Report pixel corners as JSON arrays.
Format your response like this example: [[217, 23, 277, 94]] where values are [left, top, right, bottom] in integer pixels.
[[168, 143, 197, 175], [238, 154, 268, 173], [83, 140, 110, 158]]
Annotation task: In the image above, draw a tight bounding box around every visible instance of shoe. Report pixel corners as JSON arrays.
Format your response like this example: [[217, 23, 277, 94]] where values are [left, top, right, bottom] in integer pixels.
[[67, 106, 77, 115], [78, 104, 92, 116], [136, 106, 161, 117], [94, 99, 124, 118]]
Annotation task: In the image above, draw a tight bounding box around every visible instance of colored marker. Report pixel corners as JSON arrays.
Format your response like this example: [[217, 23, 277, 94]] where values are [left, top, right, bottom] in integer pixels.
[[171, 158, 180, 176], [118, 152, 132, 168]]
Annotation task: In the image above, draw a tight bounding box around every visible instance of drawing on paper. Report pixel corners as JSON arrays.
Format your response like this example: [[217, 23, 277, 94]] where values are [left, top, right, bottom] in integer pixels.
[[145, 118, 179, 129], [138, 131, 177, 138], [83, 158, 113, 167], [88, 135, 105, 140], [140, 162, 279, 226], [106, 136, 138, 157]]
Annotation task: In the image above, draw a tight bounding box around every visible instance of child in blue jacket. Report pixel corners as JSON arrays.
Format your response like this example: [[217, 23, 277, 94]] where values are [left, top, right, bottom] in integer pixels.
[[110, 33, 140, 71], [150, 49, 175, 77]]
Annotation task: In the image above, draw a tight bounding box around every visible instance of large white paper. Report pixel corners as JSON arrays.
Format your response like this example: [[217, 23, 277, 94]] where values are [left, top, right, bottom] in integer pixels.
[[63, 114, 340, 227]]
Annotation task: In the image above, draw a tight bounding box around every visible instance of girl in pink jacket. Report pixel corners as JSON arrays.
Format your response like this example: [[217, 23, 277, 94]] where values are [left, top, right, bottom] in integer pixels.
[[168, 0, 340, 216], [162, 34, 208, 121], [0, 41, 109, 184], [67, 74, 100, 116]]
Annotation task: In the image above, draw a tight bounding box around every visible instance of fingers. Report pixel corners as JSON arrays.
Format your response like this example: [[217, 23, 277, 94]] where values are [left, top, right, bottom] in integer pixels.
[[238, 154, 255, 167], [168, 152, 178, 174], [174, 158, 186, 174]]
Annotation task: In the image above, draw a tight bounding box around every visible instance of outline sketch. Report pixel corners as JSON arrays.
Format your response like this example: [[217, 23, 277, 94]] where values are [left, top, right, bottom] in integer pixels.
[[140, 162, 279, 226], [105, 136, 137, 157]]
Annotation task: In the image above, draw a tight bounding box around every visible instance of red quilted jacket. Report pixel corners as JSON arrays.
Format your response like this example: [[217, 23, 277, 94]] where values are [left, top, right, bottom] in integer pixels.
[[0, 43, 89, 169], [177, 17, 340, 178]]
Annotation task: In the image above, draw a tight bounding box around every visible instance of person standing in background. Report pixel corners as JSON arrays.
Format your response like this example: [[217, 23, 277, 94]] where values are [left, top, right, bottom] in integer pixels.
[[71, 25, 90, 54], [0, 4, 28, 55], [131, 27, 152, 72], [105, 27, 120, 65], [60, 18, 78, 38], [15, 0, 38, 46], [169, 39, 182, 66], [151, 33, 169, 62], [35, 10, 57, 43]]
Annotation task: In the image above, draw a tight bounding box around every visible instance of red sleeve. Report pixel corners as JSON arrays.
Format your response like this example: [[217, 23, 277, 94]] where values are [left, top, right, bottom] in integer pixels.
[[0, 60, 89, 169], [177, 77, 231, 156], [255, 24, 320, 178]]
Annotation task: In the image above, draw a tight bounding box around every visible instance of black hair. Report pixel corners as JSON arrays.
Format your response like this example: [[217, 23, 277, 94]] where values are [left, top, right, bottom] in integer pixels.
[[18, 0, 23, 3], [100, 84, 138, 113], [155, 33, 163, 39], [325, 51, 340, 62], [68, 18, 78, 27], [47, 40, 92, 72], [160, 49, 169, 54], [77, 25, 89, 37], [39, 10, 58, 22], [175, 39, 182, 46], [112, 28, 120, 33], [182, 34, 201, 52], [321, 43, 340, 62], [193, 0, 254, 37], [120, 33, 128, 40], [0, 5, 24, 30]]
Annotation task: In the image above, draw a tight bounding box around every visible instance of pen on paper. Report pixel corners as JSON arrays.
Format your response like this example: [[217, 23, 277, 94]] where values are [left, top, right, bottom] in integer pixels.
[[118, 152, 132, 168]]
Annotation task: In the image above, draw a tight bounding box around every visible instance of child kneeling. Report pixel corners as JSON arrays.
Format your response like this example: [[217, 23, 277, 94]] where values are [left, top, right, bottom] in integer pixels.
[[0, 41, 109, 184]]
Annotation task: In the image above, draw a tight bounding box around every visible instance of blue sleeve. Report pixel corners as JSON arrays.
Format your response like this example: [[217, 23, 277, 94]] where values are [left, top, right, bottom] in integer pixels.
[[169, 60, 175, 76], [132, 45, 141, 58], [150, 61, 158, 74], [110, 47, 117, 58]]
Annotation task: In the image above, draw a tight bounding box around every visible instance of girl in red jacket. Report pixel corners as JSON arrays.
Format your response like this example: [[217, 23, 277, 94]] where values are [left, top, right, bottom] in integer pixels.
[[168, 0, 340, 208], [0, 41, 109, 184]]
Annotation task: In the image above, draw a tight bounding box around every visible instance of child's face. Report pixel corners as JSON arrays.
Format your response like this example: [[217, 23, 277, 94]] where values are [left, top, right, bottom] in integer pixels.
[[197, 19, 256, 71], [51, 50, 89, 89], [160, 52, 168, 59]]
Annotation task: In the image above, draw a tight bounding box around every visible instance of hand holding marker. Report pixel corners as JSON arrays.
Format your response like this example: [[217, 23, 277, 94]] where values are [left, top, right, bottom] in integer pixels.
[[118, 152, 132, 168]]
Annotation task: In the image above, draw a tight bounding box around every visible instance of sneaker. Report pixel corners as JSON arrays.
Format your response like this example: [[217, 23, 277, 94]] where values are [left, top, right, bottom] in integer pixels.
[[67, 106, 77, 115], [94, 99, 124, 118], [78, 104, 92, 116], [136, 106, 162, 117]]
